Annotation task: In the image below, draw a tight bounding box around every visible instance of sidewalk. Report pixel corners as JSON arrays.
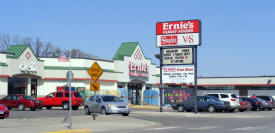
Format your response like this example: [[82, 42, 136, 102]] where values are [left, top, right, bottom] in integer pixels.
[[0, 115, 162, 133]]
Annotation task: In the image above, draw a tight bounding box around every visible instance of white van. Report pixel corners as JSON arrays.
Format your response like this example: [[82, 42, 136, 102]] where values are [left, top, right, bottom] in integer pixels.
[[206, 93, 240, 112]]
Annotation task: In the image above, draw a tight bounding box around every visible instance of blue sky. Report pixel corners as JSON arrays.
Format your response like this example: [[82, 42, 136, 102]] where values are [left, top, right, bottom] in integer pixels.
[[1, 0, 275, 77]]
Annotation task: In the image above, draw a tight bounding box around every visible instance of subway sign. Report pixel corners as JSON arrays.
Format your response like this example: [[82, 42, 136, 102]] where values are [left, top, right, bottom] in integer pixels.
[[156, 20, 200, 47], [162, 48, 193, 65]]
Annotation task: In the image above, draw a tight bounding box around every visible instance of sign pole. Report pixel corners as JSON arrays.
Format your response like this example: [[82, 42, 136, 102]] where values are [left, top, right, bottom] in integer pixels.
[[160, 47, 163, 112], [194, 46, 198, 114], [66, 70, 73, 129]]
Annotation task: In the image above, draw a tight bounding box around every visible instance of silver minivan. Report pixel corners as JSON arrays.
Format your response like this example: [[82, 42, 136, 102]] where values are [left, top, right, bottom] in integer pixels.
[[84, 95, 130, 116]]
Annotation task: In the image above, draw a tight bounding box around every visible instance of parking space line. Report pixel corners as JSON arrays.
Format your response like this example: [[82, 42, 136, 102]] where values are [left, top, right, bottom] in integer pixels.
[[232, 126, 267, 131], [144, 126, 180, 131]]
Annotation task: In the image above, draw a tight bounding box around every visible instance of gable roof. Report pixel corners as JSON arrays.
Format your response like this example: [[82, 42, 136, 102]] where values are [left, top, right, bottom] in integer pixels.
[[5, 45, 43, 61], [6, 45, 29, 58], [112, 42, 139, 61]]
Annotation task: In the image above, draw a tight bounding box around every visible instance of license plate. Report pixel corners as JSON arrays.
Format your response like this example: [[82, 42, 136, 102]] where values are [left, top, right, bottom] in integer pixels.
[[0, 111, 4, 114], [120, 108, 126, 112]]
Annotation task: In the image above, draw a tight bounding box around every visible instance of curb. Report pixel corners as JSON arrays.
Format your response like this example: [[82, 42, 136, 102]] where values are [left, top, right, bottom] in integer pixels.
[[43, 129, 91, 133], [130, 105, 159, 109]]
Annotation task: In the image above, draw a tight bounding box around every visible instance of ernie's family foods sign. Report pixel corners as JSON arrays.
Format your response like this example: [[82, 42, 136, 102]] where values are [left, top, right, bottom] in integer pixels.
[[156, 20, 200, 47]]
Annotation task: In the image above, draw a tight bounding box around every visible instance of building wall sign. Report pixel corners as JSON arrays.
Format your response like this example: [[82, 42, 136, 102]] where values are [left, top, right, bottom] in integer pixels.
[[128, 48, 149, 80], [19, 62, 37, 73], [156, 20, 200, 47], [162, 65, 194, 84], [163, 48, 193, 65], [129, 61, 149, 78]]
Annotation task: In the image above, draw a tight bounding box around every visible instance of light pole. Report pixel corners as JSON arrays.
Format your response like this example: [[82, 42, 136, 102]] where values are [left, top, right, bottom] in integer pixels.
[[155, 52, 163, 112]]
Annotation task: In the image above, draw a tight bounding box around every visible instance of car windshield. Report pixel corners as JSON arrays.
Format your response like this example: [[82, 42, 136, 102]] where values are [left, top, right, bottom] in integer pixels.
[[231, 94, 237, 98], [210, 97, 220, 101], [73, 92, 82, 97], [102, 96, 121, 102], [22, 95, 35, 100]]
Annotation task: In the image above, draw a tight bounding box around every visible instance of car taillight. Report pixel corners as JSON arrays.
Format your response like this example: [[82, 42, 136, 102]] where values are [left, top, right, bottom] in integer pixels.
[[272, 102, 274, 104], [231, 99, 236, 101], [256, 102, 259, 105]]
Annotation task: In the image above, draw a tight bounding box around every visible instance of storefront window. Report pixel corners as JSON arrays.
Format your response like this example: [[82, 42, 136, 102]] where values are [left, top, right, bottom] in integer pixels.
[[8, 77, 27, 94], [198, 86, 235, 90], [251, 86, 275, 90]]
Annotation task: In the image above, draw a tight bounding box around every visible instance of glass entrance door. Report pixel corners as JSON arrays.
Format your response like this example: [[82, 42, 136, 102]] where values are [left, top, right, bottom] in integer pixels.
[[128, 83, 142, 105]]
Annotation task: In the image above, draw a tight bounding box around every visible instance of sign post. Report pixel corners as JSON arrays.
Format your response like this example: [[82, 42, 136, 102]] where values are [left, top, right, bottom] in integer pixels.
[[156, 19, 201, 113], [66, 70, 73, 129], [87, 62, 103, 120]]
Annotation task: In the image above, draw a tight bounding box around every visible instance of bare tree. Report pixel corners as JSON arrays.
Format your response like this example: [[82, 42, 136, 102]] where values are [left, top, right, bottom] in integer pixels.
[[0, 33, 98, 58], [20, 37, 33, 46], [41, 42, 53, 57], [0, 34, 12, 52]]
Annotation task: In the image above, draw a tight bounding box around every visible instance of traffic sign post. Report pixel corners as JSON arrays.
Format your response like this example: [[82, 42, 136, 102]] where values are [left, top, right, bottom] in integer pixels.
[[87, 62, 103, 120]]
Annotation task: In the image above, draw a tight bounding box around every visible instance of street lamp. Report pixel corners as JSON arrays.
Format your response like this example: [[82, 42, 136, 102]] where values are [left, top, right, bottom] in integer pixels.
[[155, 53, 163, 112]]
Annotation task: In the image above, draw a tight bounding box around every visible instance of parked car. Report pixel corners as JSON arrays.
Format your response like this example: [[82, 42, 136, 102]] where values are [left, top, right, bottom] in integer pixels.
[[172, 96, 229, 113], [239, 98, 251, 112], [240, 97, 262, 111], [84, 95, 130, 116], [0, 94, 42, 111], [252, 97, 272, 111], [205, 93, 240, 112], [256, 96, 275, 109], [37, 91, 84, 110], [0, 104, 9, 119]]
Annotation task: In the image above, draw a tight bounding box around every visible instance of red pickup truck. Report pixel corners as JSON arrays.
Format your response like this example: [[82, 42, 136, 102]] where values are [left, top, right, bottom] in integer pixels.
[[37, 91, 84, 110]]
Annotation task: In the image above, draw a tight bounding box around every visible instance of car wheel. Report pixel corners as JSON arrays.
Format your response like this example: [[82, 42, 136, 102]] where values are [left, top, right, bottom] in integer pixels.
[[84, 106, 91, 115], [208, 105, 215, 113], [63, 102, 69, 110], [8, 107, 11, 110], [18, 104, 25, 111], [122, 113, 129, 116], [268, 108, 272, 111], [46, 106, 52, 110], [101, 107, 109, 115], [177, 105, 184, 112], [30, 107, 36, 111], [229, 109, 235, 112]]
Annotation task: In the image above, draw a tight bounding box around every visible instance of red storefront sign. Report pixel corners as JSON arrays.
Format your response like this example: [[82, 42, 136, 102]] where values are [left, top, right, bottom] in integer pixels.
[[156, 20, 200, 47], [156, 20, 200, 35]]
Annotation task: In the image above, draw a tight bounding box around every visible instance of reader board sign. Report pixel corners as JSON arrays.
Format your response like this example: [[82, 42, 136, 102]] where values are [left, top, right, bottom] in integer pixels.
[[163, 48, 193, 65], [162, 65, 194, 84], [164, 88, 194, 104], [156, 20, 200, 47]]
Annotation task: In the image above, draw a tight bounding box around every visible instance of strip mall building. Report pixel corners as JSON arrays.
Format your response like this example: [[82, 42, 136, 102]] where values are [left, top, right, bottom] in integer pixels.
[[1, 42, 275, 104]]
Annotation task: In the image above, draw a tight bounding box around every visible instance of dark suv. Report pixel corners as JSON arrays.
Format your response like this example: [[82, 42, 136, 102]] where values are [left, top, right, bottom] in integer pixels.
[[256, 96, 275, 109], [172, 96, 229, 113]]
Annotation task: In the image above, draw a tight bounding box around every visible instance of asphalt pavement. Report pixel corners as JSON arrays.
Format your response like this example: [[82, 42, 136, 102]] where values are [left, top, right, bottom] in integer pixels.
[[2, 106, 275, 133]]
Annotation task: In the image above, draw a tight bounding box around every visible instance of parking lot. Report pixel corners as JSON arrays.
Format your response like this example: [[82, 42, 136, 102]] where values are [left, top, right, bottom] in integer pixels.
[[2, 106, 275, 133], [4, 105, 275, 119]]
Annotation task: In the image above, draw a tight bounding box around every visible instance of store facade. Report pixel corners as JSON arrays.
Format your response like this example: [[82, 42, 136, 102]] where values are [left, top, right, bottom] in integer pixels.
[[1, 42, 275, 105], [0, 42, 160, 105]]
